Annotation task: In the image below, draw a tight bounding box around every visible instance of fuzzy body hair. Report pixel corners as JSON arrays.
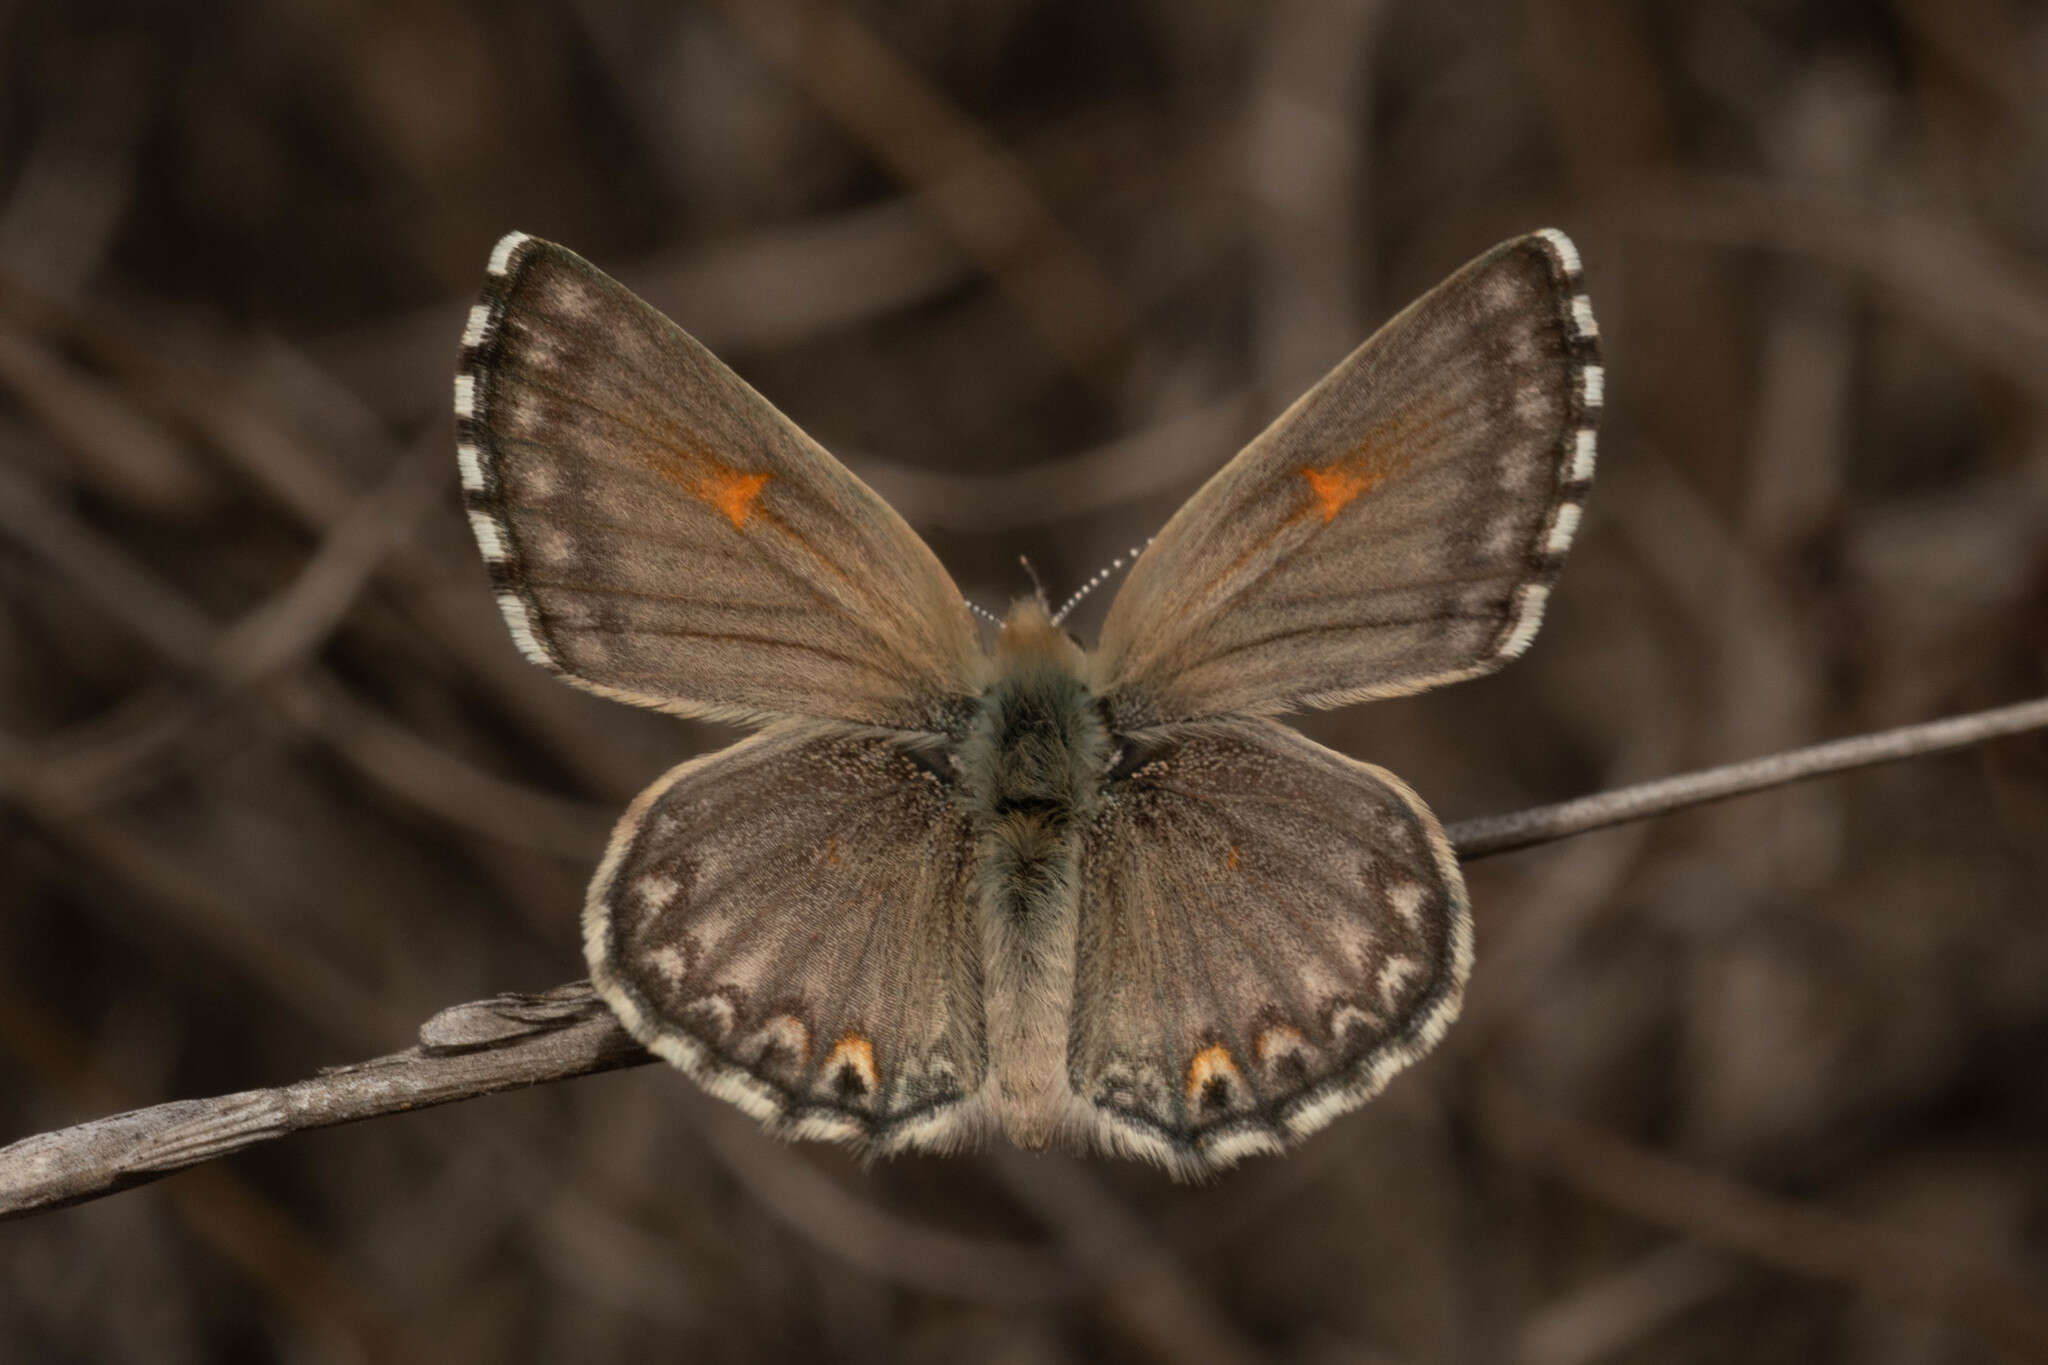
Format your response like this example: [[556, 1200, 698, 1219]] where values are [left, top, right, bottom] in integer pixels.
[[958, 600, 1108, 1146]]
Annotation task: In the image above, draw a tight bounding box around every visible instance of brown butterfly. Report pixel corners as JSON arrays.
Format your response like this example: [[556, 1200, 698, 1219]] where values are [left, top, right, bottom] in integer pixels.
[[455, 229, 1600, 1176]]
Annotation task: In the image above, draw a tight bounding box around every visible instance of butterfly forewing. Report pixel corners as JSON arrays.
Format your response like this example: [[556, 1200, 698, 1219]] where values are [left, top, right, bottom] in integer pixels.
[[458, 232, 986, 730], [588, 722, 987, 1151], [1070, 719, 1469, 1175], [1093, 230, 1599, 723]]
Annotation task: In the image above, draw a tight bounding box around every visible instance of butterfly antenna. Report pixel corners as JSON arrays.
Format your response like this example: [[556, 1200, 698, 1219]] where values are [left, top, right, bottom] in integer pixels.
[[964, 597, 1003, 626], [1018, 555, 1051, 614], [1051, 540, 1152, 625]]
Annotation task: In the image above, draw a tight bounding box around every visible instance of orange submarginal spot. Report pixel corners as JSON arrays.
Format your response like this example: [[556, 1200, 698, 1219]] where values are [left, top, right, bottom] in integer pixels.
[[825, 1032, 879, 1093], [1254, 1025, 1306, 1064], [1185, 1042, 1244, 1105], [756, 1014, 812, 1068], [1226, 843, 1241, 872], [691, 462, 773, 530], [824, 837, 843, 867]]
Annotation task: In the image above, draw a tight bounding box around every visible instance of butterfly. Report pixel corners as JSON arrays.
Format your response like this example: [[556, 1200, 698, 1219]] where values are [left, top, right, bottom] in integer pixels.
[[454, 228, 1600, 1176]]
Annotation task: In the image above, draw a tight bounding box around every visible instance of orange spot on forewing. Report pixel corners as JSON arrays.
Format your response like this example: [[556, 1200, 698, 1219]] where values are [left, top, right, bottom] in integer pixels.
[[1297, 406, 1443, 525], [1226, 844, 1241, 872], [1301, 462, 1381, 523], [691, 462, 772, 529]]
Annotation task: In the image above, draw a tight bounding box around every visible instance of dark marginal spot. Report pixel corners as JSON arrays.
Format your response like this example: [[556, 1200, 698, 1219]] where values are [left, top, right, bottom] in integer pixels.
[[1275, 1051, 1310, 1086], [834, 1063, 870, 1102], [1198, 1076, 1234, 1114]]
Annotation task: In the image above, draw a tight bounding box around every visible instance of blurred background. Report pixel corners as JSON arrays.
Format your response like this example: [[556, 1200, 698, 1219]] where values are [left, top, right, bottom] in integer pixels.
[[3, 1, 2047, 1361]]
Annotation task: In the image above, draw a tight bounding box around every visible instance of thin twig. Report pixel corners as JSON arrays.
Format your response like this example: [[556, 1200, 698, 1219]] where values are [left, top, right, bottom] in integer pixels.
[[1444, 694, 2048, 857], [0, 985, 649, 1220], [0, 976, 435, 1364], [2, 692, 2044, 1223]]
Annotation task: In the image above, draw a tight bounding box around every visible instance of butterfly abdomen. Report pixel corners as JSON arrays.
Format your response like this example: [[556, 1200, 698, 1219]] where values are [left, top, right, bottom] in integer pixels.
[[961, 602, 1110, 1145]]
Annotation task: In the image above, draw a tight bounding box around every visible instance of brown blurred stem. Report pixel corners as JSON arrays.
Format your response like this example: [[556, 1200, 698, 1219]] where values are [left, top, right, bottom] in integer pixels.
[[0, 985, 651, 1220], [1442, 693, 2048, 856], [705, 0, 1135, 381], [3, 691, 2045, 1225]]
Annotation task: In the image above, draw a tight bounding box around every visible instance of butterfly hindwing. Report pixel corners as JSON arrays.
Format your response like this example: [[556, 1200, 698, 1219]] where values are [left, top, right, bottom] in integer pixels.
[[1070, 718, 1470, 1175], [457, 232, 986, 730], [1093, 230, 1599, 723], [587, 722, 988, 1153]]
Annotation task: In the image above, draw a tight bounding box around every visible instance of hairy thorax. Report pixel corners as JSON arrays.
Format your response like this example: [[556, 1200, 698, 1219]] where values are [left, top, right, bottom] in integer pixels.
[[956, 599, 1109, 1145]]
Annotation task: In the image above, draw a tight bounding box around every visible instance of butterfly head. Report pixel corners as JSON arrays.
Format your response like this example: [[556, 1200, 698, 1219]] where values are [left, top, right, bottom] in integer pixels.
[[996, 596, 1086, 672]]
